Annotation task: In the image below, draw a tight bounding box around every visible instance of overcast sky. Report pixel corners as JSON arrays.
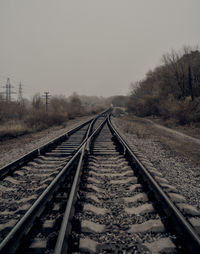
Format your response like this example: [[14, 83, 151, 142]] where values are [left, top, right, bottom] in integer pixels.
[[0, 0, 200, 99]]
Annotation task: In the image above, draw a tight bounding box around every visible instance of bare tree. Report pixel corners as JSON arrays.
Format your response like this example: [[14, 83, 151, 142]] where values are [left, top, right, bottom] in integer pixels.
[[162, 49, 186, 98], [32, 93, 43, 110]]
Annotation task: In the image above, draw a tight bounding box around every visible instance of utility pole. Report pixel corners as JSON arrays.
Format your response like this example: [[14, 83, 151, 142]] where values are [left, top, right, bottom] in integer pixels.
[[6, 78, 10, 102], [43, 92, 50, 113]]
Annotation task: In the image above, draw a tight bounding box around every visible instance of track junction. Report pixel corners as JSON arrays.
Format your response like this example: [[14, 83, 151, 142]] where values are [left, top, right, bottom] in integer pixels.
[[0, 110, 200, 253]]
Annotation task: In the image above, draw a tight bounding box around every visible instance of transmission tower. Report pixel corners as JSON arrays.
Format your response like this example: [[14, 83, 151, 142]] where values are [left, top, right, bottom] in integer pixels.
[[3, 78, 15, 102], [18, 81, 23, 102]]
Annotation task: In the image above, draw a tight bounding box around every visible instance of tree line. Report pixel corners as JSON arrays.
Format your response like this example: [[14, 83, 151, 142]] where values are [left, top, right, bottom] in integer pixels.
[[127, 46, 200, 124]]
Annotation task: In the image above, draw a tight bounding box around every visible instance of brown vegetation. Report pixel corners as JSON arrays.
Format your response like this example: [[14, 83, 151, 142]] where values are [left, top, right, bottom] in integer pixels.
[[127, 46, 200, 125], [0, 93, 108, 140]]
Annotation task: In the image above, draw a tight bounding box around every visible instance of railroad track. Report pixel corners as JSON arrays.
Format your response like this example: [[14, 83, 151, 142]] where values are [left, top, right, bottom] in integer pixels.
[[0, 113, 200, 253], [0, 112, 108, 252]]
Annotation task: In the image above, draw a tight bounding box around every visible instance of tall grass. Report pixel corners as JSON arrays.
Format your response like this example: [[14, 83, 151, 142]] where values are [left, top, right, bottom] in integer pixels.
[[0, 121, 31, 140]]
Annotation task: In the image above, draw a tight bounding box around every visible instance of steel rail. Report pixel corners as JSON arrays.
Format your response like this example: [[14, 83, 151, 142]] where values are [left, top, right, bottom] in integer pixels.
[[54, 117, 108, 254], [0, 109, 109, 179], [108, 116, 200, 254], [0, 115, 108, 254], [0, 120, 90, 179]]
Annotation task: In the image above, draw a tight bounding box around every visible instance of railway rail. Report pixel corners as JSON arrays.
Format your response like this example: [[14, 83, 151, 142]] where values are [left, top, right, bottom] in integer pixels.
[[0, 112, 200, 253], [0, 111, 108, 252]]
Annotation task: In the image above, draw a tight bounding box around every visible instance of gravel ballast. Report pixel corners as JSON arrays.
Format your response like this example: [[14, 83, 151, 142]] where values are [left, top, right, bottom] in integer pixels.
[[113, 117, 200, 211], [0, 116, 94, 169], [71, 124, 177, 253]]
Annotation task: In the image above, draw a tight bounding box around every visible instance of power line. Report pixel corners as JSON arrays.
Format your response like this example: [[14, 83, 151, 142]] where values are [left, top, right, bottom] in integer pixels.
[[0, 75, 22, 85]]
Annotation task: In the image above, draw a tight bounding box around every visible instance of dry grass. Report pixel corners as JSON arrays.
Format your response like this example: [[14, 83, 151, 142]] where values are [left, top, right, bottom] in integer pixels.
[[0, 112, 68, 140], [116, 115, 200, 164], [0, 121, 31, 140], [116, 116, 151, 138]]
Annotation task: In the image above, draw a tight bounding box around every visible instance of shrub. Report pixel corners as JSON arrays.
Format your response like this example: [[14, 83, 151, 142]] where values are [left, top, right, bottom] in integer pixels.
[[24, 110, 48, 130], [24, 110, 68, 130], [177, 98, 200, 124], [48, 112, 68, 126], [158, 96, 200, 124]]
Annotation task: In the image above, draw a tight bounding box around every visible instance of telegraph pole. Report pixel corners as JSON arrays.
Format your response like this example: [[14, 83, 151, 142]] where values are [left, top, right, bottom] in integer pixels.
[[43, 92, 50, 113], [6, 78, 10, 102], [188, 65, 194, 101]]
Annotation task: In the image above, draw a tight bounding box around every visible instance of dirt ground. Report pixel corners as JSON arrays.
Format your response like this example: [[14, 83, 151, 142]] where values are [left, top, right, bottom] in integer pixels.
[[115, 115, 200, 165], [146, 116, 200, 140]]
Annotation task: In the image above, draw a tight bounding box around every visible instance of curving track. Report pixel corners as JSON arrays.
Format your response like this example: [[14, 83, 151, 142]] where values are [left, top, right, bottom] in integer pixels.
[[0, 113, 200, 253]]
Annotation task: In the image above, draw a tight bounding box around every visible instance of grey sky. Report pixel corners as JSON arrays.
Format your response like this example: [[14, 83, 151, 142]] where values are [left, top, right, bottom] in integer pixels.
[[0, 0, 200, 98]]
